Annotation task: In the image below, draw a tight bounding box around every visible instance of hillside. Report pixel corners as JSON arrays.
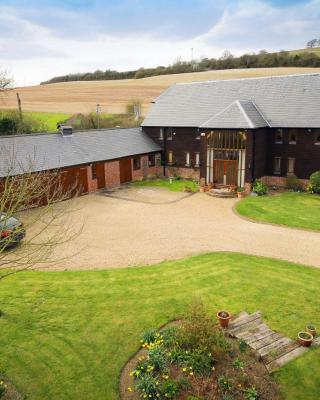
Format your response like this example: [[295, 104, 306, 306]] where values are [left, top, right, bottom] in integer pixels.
[[289, 47, 320, 56], [1, 67, 320, 115]]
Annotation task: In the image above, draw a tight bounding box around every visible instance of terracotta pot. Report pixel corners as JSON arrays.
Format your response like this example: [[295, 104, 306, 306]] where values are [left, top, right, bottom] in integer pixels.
[[200, 186, 205, 193], [237, 191, 245, 198], [306, 326, 317, 338], [298, 331, 313, 347], [216, 311, 231, 328]]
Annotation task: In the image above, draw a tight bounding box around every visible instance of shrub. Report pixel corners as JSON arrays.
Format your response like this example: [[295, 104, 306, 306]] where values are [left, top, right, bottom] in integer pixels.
[[252, 180, 268, 196], [286, 174, 303, 191], [308, 171, 320, 194]]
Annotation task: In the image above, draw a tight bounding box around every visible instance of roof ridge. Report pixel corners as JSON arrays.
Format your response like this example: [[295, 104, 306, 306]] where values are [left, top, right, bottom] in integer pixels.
[[236, 100, 254, 129], [199, 100, 239, 127]]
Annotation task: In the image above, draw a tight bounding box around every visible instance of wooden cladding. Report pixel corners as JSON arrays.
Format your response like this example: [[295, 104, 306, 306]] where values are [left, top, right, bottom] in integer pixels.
[[206, 130, 246, 187]]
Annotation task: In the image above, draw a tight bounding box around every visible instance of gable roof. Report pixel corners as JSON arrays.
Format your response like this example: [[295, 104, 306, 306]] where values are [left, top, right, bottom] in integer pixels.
[[200, 100, 268, 129], [0, 127, 161, 178], [142, 73, 320, 128]]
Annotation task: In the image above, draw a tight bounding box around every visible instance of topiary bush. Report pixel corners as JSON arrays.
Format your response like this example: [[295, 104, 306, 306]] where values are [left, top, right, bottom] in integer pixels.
[[308, 171, 320, 194]]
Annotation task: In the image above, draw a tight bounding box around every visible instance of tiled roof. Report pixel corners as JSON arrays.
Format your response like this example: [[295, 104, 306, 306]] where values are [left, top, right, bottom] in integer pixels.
[[142, 74, 320, 128]]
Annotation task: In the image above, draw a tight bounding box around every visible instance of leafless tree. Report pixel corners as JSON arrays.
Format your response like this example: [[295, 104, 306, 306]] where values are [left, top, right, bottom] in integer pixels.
[[0, 149, 83, 282], [0, 69, 13, 91]]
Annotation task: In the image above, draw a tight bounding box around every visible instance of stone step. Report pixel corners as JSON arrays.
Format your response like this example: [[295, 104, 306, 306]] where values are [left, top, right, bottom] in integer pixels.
[[266, 346, 308, 373]]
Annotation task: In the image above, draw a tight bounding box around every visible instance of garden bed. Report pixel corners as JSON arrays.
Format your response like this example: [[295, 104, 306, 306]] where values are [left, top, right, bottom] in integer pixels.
[[120, 304, 281, 400]]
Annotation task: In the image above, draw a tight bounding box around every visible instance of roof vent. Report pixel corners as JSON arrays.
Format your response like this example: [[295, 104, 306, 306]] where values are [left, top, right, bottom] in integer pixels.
[[58, 124, 73, 136]]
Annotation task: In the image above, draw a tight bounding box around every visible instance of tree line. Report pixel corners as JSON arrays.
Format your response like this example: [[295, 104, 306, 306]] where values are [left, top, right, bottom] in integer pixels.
[[41, 49, 320, 84]]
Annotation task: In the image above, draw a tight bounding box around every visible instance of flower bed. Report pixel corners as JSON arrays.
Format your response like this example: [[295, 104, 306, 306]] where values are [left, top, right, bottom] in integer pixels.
[[120, 303, 281, 400]]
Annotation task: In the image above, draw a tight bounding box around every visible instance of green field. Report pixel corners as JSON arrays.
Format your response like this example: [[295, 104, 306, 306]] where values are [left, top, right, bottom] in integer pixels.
[[25, 112, 72, 131], [236, 192, 320, 231], [1, 253, 320, 400], [289, 47, 320, 57], [132, 178, 199, 192]]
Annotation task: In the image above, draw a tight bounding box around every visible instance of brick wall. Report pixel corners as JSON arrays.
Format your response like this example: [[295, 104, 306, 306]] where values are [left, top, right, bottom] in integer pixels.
[[105, 160, 120, 189], [260, 175, 309, 189], [132, 153, 163, 181], [87, 166, 98, 192], [165, 167, 200, 180]]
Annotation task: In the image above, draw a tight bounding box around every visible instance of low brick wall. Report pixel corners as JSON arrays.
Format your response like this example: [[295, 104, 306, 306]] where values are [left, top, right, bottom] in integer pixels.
[[132, 154, 163, 181], [165, 167, 200, 180], [260, 175, 309, 189]]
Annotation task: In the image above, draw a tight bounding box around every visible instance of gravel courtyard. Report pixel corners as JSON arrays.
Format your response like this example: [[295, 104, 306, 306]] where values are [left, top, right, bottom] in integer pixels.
[[26, 187, 320, 270]]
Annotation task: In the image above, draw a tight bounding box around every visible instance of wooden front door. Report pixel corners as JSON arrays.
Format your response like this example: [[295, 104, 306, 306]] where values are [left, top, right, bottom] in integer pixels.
[[119, 157, 132, 184], [96, 162, 106, 189], [213, 159, 238, 186]]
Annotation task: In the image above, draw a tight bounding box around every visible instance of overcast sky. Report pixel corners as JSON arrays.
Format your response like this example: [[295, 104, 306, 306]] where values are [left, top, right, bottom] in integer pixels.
[[0, 0, 319, 86]]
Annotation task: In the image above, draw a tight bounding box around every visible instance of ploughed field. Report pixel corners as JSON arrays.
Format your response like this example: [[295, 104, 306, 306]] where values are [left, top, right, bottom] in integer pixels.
[[1, 253, 320, 400], [2, 67, 320, 114]]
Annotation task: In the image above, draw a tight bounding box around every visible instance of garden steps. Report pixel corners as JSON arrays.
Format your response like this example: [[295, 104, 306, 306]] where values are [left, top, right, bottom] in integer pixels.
[[228, 311, 317, 373]]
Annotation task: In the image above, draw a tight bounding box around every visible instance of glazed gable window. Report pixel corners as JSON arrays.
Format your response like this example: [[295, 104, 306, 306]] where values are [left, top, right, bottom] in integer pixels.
[[273, 157, 281, 175], [275, 129, 283, 144]]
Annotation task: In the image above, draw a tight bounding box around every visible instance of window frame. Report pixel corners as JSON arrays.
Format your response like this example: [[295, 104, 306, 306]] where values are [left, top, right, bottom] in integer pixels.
[[167, 127, 173, 141], [167, 151, 173, 165], [185, 152, 190, 167], [275, 129, 283, 144], [287, 157, 295, 175], [289, 131, 297, 145], [133, 157, 141, 171], [148, 154, 155, 167], [273, 156, 281, 175], [315, 131, 320, 145], [91, 163, 97, 180], [195, 152, 200, 167], [159, 128, 164, 140]]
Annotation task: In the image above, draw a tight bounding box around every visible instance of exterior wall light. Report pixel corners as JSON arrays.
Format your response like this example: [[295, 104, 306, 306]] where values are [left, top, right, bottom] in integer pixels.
[[200, 132, 206, 137]]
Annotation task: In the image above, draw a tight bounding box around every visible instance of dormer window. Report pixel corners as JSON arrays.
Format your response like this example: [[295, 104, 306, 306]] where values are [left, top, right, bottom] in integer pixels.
[[275, 129, 283, 144]]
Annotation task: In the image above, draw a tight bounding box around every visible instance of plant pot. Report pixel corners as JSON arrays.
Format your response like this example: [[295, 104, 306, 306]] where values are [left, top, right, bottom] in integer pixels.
[[200, 186, 205, 193], [306, 326, 317, 338], [237, 191, 245, 198], [298, 331, 313, 347], [216, 311, 231, 328]]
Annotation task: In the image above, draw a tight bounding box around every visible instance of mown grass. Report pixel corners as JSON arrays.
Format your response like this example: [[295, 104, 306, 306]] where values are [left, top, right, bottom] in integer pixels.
[[236, 192, 320, 231], [132, 178, 199, 192], [0, 253, 320, 399]]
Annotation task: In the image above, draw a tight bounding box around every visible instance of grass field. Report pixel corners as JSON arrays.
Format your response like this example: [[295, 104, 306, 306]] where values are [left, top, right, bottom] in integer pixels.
[[236, 192, 320, 231], [289, 47, 320, 57], [26, 112, 72, 131], [1, 252, 320, 400], [132, 178, 198, 192], [2, 67, 320, 115]]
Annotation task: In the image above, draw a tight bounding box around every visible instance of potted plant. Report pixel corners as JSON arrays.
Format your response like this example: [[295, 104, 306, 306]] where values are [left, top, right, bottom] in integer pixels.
[[237, 187, 245, 198], [306, 324, 317, 338], [216, 311, 231, 328], [297, 331, 313, 347]]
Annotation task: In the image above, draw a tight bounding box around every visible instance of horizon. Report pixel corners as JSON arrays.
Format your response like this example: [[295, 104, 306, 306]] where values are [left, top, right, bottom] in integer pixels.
[[0, 0, 319, 86]]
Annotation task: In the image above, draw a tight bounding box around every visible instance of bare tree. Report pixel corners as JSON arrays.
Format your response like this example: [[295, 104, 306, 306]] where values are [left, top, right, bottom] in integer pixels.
[[0, 150, 83, 282], [0, 69, 13, 91], [306, 39, 319, 48]]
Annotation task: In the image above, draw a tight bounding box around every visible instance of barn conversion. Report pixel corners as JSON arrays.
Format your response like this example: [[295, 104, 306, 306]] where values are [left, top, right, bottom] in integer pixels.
[[142, 73, 320, 189], [0, 127, 162, 197]]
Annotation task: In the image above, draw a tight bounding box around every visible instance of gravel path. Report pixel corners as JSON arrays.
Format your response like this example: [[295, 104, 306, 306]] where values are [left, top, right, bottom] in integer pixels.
[[27, 187, 320, 270]]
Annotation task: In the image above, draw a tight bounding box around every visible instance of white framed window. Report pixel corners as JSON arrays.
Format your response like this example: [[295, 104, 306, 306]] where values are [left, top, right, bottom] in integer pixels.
[[275, 129, 283, 144], [167, 127, 173, 141], [289, 131, 297, 144], [274, 157, 281, 175], [195, 152, 200, 167], [185, 152, 190, 166], [159, 128, 164, 140], [287, 158, 295, 175], [168, 151, 173, 164]]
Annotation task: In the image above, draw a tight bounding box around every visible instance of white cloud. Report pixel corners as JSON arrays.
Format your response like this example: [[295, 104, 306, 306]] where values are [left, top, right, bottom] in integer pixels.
[[0, 1, 319, 86]]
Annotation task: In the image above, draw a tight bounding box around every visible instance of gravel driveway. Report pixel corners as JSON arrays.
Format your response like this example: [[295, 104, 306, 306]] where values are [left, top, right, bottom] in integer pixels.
[[26, 187, 320, 270]]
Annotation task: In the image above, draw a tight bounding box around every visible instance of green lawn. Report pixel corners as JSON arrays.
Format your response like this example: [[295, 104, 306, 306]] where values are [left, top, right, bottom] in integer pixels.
[[236, 192, 320, 231], [0, 253, 320, 399], [132, 178, 198, 192]]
